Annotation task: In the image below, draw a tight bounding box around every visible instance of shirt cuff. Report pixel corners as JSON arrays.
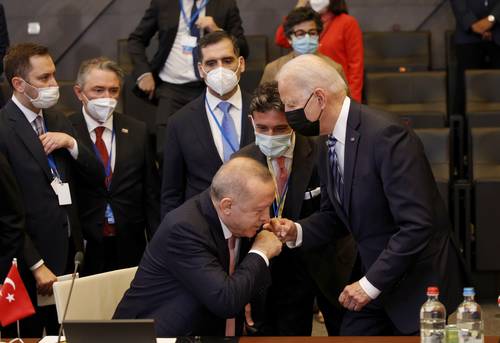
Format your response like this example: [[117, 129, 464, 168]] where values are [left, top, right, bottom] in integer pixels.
[[30, 259, 44, 271], [67, 138, 79, 159], [359, 276, 381, 300], [137, 72, 153, 84], [286, 222, 303, 249], [248, 249, 269, 267]]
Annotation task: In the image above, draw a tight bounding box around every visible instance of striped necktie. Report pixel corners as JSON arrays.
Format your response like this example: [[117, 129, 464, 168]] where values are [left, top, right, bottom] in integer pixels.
[[327, 135, 344, 204]]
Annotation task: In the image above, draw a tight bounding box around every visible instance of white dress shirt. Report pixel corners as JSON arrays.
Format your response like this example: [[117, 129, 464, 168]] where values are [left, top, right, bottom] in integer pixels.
[[82, 107, 116, 172], [219, 218, 269, 267], [205, 87, 243, 161], [291, 96, 381, 300], [12, 95, 79, 159], [159, 0, 206, 84]]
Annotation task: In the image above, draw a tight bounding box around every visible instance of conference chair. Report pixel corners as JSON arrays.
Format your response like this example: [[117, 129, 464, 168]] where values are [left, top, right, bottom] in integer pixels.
[[363, 31, 431, 72], [365, 71, 447, 128], [465, 70, 500, 127], [53, 266, 138, 323]]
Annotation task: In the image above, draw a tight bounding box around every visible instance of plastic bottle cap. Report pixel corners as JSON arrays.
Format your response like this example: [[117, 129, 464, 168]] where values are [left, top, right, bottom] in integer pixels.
[[427, 286, 439, 295], [463, 287, 475, 296]]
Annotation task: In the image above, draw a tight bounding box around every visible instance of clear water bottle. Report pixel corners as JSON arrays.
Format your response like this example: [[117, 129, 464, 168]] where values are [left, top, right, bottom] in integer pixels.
[[456, 287, 484, 343], [420, 286, 446, 343]]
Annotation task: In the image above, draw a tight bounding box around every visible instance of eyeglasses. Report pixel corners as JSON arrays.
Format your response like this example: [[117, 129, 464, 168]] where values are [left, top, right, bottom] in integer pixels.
[[292, 29, 319, 38]]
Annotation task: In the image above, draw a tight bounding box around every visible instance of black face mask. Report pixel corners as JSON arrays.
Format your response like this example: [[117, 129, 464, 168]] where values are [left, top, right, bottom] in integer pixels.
[[285, 92, 322, 137]]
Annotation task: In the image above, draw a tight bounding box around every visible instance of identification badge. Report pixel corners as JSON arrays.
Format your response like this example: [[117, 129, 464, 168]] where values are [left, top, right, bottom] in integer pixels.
[[51, 178, 72, 206], [181, 35, 198, 55], [105, 204, 115, 224]]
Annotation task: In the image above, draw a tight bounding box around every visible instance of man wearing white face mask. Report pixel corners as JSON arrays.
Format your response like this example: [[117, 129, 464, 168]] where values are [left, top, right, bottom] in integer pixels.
[[234, 82, 356, 336], [161, 31, 255, 217], [0, 43, 102, 337], [69, 57, 160, 276]]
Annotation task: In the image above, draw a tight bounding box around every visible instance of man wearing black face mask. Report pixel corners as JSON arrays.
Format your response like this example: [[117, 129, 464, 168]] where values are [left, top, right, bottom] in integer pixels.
[[0, 43, 101, 337], [161, 31, 254, 217], [234, 81, 356, 336], [69, 57, 160, 276], [268, 54, 467, 336]]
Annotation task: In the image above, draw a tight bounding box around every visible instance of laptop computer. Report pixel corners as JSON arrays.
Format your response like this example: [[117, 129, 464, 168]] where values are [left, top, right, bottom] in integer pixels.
[[63, 319, 156, 343]]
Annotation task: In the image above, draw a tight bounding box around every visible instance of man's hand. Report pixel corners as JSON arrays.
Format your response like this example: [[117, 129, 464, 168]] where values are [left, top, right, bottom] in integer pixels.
[[263, 217, 297, 243], [39, 132, 75, 155], [138, 73, 156, 100], [339, 281, 372, 312], [472, 18, 494, 35], [32, 264, 57, 296], [252, 230, 282, 259], [245, 303, 254, 326], [196, 16, 220, 33]]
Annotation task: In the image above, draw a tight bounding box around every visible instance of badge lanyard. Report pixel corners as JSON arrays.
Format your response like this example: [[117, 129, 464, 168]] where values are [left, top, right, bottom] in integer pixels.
[[205, 97, 238, 155], [267, 158, 290, 218], [179, 0, 209, 33], [91, 129, 115, 190], [42, 117, 62, 181]]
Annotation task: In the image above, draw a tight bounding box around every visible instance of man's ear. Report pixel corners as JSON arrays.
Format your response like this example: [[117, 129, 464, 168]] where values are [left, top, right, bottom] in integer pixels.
[[220, 197, 232, 215], [238, 56, 246, 74], [11, 77, 26, 94], [314, 88, 327, 110], [73, 84, 84, 102], [198, 62, 205, 79]]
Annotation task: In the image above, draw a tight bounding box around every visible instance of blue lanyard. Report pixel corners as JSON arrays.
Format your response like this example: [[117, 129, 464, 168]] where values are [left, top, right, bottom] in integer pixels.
[[91, 128, 115, 190], [205, 97, 238, 154], [41, 117, 61, 179], [272, 178, 289, 218], [179, 0, 209, 32]]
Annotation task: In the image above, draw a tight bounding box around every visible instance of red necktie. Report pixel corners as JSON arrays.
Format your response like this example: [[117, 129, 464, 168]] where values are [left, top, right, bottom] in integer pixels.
[[276, 156, 288, 197], [225, 236, 236, 336], [95, 126, 115, 236]]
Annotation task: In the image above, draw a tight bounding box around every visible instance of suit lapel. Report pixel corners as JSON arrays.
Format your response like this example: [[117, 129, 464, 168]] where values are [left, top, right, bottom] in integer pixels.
[[239, 92, 254, 148], [109, 114, 125, 191], [343, 102, 361, 217], [7, 101, 52, 181]]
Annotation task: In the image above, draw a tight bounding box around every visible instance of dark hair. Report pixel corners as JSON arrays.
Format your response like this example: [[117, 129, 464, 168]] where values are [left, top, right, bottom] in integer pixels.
[[284, 7, 323, 39], [328, 0, 348, 15], [249, 81, 284, 115], [197, 31, 240, 62], [4, 43, 50, 88]]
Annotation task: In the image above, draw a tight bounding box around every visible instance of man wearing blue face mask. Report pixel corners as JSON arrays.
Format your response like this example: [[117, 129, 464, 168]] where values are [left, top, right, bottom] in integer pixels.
[[234, 81, 356, 335], [260, 7, 347, 88], [69, 57, 160, 276]]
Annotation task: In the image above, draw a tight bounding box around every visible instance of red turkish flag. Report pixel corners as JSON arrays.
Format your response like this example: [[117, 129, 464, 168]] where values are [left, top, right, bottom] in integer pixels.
[[0, 262, 35, 326]]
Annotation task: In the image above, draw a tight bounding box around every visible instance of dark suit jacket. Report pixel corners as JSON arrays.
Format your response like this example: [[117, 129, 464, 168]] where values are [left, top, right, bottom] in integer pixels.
[[0, 100, 101, 277], [0, 4, 8, 75], [299, 101, 466, 334], [451, 0, 500, 45], [0, 152, 24, 280], [69, 111, 161, 271], [161, 91, 254, 216], [128, 0, 248, 81], [114, 189, 271, 337]]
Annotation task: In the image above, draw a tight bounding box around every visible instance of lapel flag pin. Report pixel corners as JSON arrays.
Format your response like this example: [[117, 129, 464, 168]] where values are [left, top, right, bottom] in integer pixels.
[[350, 137, 355, 142], [121, 128, 129, 134]]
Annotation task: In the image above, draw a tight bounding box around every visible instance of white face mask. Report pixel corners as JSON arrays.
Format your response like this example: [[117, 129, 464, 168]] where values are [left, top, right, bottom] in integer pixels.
[[84, 94, 117, 123], [310, 0, 330, 13], [202, 60, 240, 97], [255, 131, 293, 158], [23, 81, 60, 109]]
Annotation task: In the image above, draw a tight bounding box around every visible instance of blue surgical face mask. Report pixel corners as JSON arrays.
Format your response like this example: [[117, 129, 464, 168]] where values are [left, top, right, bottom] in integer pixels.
[[255, 131, 293, 158], [291, 34, 319, 55]]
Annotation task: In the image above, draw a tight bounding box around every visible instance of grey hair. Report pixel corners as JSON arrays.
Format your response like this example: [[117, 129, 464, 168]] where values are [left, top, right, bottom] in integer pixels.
[[76, 56, 124, 87], [211, 157, 273, 202], [276, 54, 347, 100]]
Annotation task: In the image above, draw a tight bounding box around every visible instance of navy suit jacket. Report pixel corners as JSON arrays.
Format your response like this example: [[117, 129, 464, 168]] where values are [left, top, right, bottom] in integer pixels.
[[69, 111, 160, 273], [128, 0, 248, 81], [451, 0, 500, 45], [161, 91, 254, 216], [299, 100, 466, 334], [114, 189, 271, 337]]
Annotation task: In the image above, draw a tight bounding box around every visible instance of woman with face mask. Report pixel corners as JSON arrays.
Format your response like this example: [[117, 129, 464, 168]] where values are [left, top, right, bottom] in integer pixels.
[[274, 0, 364, 102]]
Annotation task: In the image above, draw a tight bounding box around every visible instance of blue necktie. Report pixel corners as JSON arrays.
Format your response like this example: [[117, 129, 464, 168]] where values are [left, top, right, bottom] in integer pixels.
[[190, 0, 201, 79], [327, 135, 344, 204], [219, 101, 238, 162]]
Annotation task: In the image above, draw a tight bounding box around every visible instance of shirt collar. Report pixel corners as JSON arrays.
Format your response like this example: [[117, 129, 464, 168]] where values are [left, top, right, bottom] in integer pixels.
[[219, 218, 233, 240], [12, 94, 42, 124], [82, 106, 114, 133], [331, 96, 351, 144], [205, 86, 242, 114]]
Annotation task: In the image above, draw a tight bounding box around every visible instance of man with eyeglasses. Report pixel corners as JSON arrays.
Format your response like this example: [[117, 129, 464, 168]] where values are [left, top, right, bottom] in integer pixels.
[[260, 6, 347, 88]]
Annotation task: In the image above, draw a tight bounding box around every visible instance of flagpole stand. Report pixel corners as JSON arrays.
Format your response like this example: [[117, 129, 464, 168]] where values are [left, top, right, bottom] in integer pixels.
[[5, 321, 24, 343]]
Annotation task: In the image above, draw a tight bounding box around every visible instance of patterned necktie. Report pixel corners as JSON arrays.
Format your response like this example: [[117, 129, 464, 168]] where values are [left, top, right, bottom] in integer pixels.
[[327, 135, 344, 204], [276, 156, 288, 198], [191, 0, 201, 79], [225, 236, 236, 336], [219, 101, 239, 162], [34, 115, 45, 136], [94, 127, 112, 187]]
